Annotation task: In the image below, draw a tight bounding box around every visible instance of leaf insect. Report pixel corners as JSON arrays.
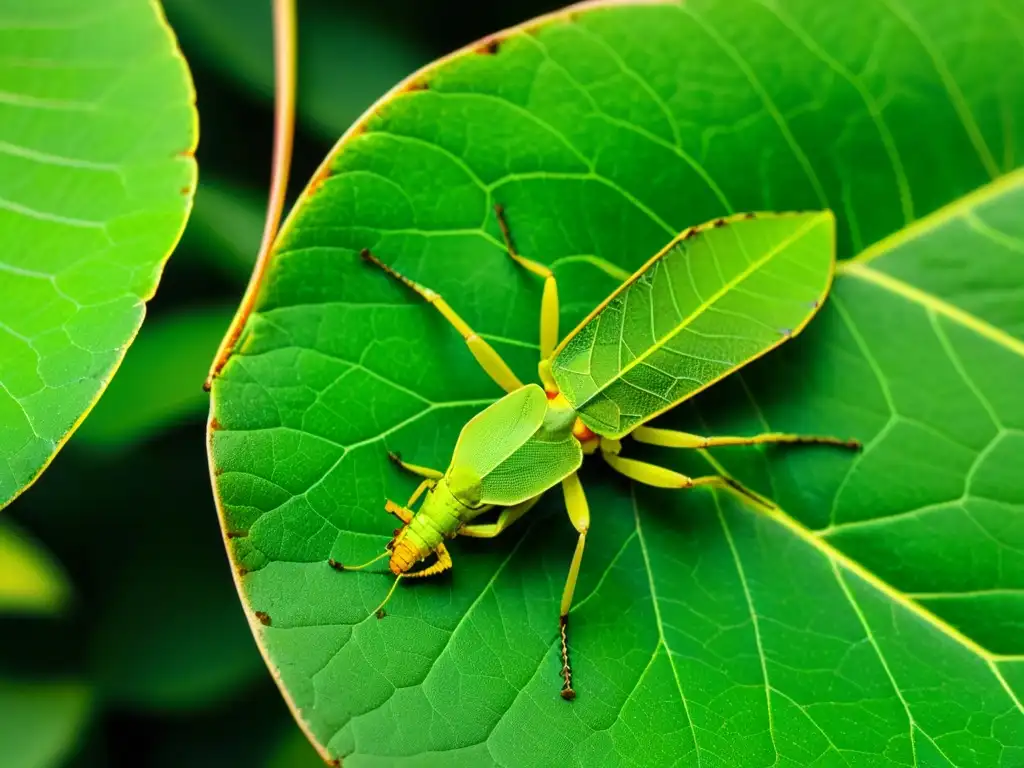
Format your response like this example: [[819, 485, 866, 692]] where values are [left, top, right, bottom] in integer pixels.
[[337, 206, 860, 700]]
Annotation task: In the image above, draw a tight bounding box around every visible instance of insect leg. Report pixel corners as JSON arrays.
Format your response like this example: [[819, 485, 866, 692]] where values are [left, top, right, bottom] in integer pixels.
[[631, 426, 861, 451], [387, 451, 444, 479], [458, 495, 541, 538], [494, 205, 560, 364], [556, 471, 590, 701], [361, 249, 523, 393], [600, 441, 766, 506], [402, 543, 453, 579]]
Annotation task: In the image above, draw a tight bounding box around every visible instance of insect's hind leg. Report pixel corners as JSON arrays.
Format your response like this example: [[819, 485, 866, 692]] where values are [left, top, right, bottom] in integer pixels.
[[555, 471, 590, 701], [361, 249, 523, 393], [599, 439, 767, 507], [631, 426, 861, 451]]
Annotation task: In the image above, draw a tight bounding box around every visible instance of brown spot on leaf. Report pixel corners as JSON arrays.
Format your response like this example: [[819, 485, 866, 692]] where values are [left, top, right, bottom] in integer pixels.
[[254, 611, 271, 626], [404, 79, 429, 93], [713, 218, 726, 228], [328, 559, 344, 571], [180, 186, 191, 195], [308, 164, 334, 196], [209, 417, 222, 431], [177, 148, 195, 159], [683, 228, 698, 241], [744, 212, 756, 219], [477, 38, 501, 55], [376, 609, 387, 619], [237, 566, 250, 577], [226, 530, 247, 539]]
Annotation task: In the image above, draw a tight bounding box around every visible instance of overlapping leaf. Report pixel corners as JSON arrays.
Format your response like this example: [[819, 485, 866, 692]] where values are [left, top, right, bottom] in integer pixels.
[[0, 0, 197, 507], [208, 1, 1024, 764]]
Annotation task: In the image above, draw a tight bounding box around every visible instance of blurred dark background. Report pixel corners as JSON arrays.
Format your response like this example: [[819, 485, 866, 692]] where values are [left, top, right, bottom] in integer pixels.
[[1, 1, 564, 765]]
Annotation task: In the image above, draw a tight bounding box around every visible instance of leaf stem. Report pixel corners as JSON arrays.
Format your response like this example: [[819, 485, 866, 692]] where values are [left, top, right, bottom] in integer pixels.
[[205, 0, 297, 390]]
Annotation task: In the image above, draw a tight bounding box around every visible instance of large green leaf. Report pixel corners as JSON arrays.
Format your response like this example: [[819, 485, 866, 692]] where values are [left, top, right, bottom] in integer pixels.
[[208, 1, 1024, 764], [0, 0, 197, 507]]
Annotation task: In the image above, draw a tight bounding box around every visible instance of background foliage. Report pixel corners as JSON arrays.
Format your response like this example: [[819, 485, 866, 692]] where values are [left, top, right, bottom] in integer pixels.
[[2, 0, 568, 764]]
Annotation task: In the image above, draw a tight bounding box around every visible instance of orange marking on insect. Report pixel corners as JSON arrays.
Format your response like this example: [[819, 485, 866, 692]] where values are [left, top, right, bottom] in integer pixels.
[[572, 420, 595, 442]]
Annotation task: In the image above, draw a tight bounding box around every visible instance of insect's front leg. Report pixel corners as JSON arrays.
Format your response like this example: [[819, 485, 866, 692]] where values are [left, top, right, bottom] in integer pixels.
[[361, 249, 523, 393], [387, 451, 443, 480], [458, 496, 540, 538], [494, 205, 560, 364]]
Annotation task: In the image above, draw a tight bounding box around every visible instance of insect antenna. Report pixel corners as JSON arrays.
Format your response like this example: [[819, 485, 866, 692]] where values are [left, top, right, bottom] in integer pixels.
[[371, 574, 404, 618], [338, 551, 390, 571]]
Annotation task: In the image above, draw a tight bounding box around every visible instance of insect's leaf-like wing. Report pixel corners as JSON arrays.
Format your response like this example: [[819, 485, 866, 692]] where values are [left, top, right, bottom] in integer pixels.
[[551, 212, 835, 438], [450, 384, 548, 482], [477, 418, 583, 506]]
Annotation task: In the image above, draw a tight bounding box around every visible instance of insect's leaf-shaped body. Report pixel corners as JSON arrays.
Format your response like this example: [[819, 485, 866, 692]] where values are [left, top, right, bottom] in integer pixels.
[[550, 212, 836, 439], [449, 384, 582, 506]]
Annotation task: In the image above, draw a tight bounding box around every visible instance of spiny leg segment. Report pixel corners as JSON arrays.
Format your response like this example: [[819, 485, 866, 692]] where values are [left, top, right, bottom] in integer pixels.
[[557, 471, 590, 701], [632, 426, 861, 451], [599, 438, 765, 505]]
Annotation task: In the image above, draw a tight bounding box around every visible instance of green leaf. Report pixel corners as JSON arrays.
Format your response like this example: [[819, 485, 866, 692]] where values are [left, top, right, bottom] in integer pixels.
[[164, 0, 427, 138], [0, 0, 198, 508], [208, 1, 1024, 764], [0, 521, 69, 616], [74, 306, 234, 449], [0, 680, 91, 768]]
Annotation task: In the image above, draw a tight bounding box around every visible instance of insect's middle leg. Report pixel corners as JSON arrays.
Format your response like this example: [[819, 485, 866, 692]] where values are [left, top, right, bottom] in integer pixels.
[[361, 249, 523, 393], [631, 426, 861, 451]]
